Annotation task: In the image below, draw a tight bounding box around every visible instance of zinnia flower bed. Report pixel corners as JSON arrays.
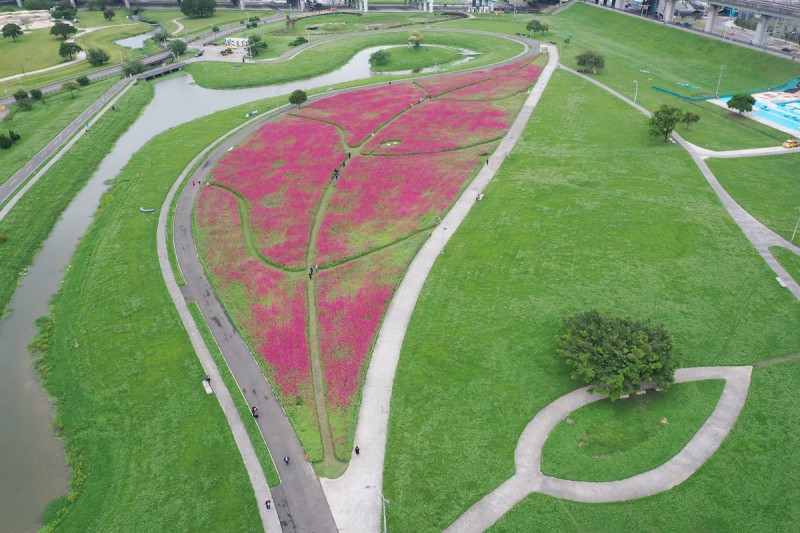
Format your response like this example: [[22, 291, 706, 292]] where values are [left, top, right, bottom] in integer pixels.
[[293, 84, 426, 145], [211, 115, 345, 268], [417, 56, 532, 97], [363, 99, 513, 154], [196, 186, 313, 403], [442, 63, 542, 101], [316, 145, 490, 263]]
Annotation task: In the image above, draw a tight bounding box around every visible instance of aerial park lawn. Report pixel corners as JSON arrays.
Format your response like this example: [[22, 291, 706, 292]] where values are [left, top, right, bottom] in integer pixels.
[[383, 67, 800, 531]]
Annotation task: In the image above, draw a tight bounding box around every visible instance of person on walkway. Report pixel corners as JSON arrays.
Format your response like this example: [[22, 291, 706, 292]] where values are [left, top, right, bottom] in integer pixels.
[[252, 406, 258, 418], [284, 456, 290, 465], [205, 374, 211, 384], [265, 499, 271, 509], [315, 264, 318, 273], [355, 446, 360, 456]]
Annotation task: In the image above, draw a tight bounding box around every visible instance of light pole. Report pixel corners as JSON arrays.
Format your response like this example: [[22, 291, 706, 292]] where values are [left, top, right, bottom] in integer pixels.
[[791, 207, 800, 241], [441, 226, 447, 254], [380, 492, 390, 533], [715, 64, 725, 97], [118, 50, 124, 67], [633, 80, 638, 103]]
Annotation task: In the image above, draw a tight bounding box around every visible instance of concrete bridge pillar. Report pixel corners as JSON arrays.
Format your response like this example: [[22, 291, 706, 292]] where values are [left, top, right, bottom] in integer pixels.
[[615, 0, 625, 10], [240, 0, 245, 10], [704, 4, 718, 33], [363, 0, 368, 11], [663, 0, 676, 22], [754, 14, 772, 46], [69, 0, 76, 7], [15, 0, 22, 6], [427, 0, 433, 12]]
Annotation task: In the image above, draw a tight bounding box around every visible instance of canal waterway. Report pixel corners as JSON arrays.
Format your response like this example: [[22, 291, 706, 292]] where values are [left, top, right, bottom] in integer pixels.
[[0, 44, 477, 531]]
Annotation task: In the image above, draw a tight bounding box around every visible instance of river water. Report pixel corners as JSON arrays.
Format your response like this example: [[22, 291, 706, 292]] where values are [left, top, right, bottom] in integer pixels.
[[0, 44, 476, 532]]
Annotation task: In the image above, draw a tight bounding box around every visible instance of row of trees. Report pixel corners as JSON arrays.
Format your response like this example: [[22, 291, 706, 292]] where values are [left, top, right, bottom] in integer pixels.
[[648, 94, 754, 142]]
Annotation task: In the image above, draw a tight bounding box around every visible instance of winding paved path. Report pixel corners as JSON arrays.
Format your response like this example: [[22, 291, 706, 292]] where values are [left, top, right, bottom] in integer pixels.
[[445, 366, 753, 532]]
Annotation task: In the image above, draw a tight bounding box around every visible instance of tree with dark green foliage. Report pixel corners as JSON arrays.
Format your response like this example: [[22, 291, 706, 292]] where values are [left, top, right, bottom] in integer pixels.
[[9, 130, 21, 142], [51, 21, 77, 40], [0, 134, 11, 149], [13, 89, 32, 110], [76, 75, 90, 86], [87, 47, 109, 66], [180, 0, 216, 18], [103, 8, 115, 21], [59, 41, 81, 60], [62, 80, 79, 98], [727, 93, 756, 114], [681, 111, 700, 129], [30, 88, 43, 100], [526, 20, 548, 34], [168, 39, 187, 56], [575, 49, 604, 72], [648, 103, 683, 141], [52, 0, 77, 21], [122, 59, 145, 76], [557, 309, 676, 401], [369, 49, 390, 67], [288, 89, 307, 106], [2, 23, 23, 41], [247, 35, 267, 57], [23, 0, 52, 10]]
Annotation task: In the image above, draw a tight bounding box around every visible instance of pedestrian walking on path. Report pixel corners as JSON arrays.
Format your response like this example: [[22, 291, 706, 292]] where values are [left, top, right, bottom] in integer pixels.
[[251, 406, 258, 418], [265, 499, 271, 509], [354, 446, 360, 456], [284, 456, 290, 465]]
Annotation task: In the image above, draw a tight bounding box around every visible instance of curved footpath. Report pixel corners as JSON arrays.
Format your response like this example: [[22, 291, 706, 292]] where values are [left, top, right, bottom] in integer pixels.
[[445, 366, 753, 532], [318, 46, 561, 533]]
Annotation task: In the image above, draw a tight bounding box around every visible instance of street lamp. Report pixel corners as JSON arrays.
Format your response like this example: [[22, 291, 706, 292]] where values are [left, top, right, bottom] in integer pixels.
[[379, 492, 390, 533], [633, 80, 638, 103], [441, 226, 447, 254], [791, 207, 800, 241], [715, 64, 725, 97]]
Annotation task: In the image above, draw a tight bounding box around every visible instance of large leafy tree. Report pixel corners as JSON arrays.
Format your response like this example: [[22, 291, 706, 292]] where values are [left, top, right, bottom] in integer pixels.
[[86, 48, 110, 66], [50, 21, 78, 40], [168, 39, 187, 56], [288, 89, 307, 106], [408, 30, 423, 50], [180, 0, 216, 18], [575, 49, 604, 72], [62, 80, 80, 98], [648, 103, 683, 142], [103, 8, 115, 21], [369, 49, 390, 67], [727, 93, 756, 114], [526, 20, 549, 34], [558, 310, 676, 401], [52, 0, 77, 20], [2, 23, 24, 41], [681, 111, 700, 130], [59, 41, 82, 59]]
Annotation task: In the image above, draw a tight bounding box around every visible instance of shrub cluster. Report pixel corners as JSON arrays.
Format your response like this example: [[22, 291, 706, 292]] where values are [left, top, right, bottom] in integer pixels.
[[0, 130, 21, 149]]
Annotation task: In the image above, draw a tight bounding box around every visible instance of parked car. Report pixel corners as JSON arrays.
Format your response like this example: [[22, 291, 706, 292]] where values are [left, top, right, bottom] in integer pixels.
[[783, 138, 800, 148], [195, 50, 204, 57], [782, 47, 793, 53]]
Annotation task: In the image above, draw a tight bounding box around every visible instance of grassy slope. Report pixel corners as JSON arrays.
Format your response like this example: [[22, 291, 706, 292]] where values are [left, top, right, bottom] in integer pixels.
[[370, 46, 462, 72], [140, 9, 276, 35], [443, 7, 798, 150], [491, 359, 800, 531], [383, 70, 800, 531], [708, 153, 800, 240], [541, 380, 725, 481], [35, 95, 290, 531], [0, 77, 116, 186], [186, 31, 524, 89]]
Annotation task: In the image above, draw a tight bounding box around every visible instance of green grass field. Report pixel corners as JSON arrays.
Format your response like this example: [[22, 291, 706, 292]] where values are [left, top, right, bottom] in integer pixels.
[[0, 77, 116, 188], [709, 153, 800, 240], [541, 381, 725, 481], [0, 29, 77, 79], [140, 8, 277, 36], [75, 22, 160, 59], [383, 69, 800, 531], [186, 31, 524, 89], [370, 45, 463, 72]]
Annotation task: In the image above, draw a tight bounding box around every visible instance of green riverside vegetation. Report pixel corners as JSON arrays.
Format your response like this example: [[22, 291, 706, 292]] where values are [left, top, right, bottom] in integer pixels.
[[0, 77, 116, 187], [383, 69, 800, 530]]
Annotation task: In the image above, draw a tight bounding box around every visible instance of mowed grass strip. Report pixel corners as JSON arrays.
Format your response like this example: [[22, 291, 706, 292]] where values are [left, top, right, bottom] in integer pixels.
[[709, 153, 800, 240], [186, 31, 524, 89], [491, 359, 800, 531], [771, 246, 800, 289], [0, 80, 148, 319], [370, 46, 463, 72], [442, 7, 798, 150], [0, 29, 76, 78], [35, 95, 288, 531], [383, 70, 800, 531], [0, 77, 116, 186], [540, 380, 725, 481]]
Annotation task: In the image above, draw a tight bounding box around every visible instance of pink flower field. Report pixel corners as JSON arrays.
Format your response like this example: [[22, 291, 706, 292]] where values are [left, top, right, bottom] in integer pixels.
[[293, 84, 426, 145], [316, 145, 489, 263], [363, 99, 513, 154], [417, 57, 531, 97], [197, 186, 313, 402], [212, 115, 345, 268], [442, 63, 542, 101], [195, 51, 542, 459]]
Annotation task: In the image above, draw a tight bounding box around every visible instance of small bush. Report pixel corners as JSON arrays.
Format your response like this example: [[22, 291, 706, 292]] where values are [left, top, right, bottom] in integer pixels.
[[13, 89, 28, 101], [9, 130, 21, 142], [76, 75, 90, 86], [212, 26, 219, 32], [289, 36, 308, 47], [30, 88, 43, 100], [0, 134, 12, 149], [0, 233, 6, 243], [155, 31, 169, 42]]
